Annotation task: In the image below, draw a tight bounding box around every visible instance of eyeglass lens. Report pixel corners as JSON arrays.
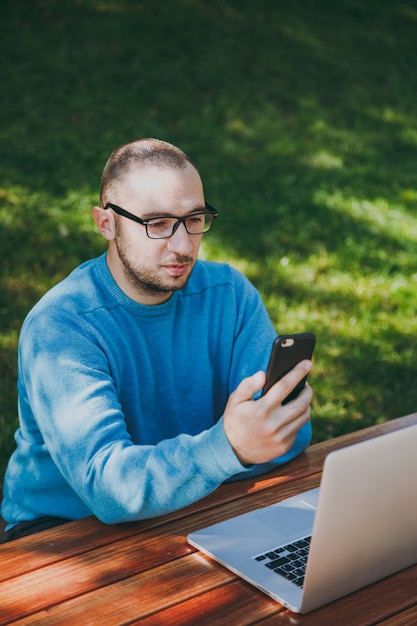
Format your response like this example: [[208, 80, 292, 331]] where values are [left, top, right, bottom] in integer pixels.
[[147, 213, 215, 239]]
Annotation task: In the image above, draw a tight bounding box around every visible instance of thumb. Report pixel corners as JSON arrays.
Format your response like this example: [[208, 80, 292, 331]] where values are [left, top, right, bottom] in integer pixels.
[[231, 371, 266, 405]]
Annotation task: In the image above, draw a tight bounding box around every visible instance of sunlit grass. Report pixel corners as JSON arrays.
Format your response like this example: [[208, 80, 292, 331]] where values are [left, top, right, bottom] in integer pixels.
[[316, 191, 417, 247]]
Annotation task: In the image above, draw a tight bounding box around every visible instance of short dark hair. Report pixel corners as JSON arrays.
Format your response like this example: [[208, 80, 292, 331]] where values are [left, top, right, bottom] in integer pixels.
[[100, 138, 196, 207]]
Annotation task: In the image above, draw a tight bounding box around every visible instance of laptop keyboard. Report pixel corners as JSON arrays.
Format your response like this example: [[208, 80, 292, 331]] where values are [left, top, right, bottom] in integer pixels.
[[253, 536, 311, 588]]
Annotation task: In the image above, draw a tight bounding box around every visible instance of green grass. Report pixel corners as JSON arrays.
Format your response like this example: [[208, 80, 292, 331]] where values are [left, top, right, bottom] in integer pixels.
[[1, 0, 417, 476]]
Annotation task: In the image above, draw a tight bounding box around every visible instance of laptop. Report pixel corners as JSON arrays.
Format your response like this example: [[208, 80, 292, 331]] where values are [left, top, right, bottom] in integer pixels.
[[188, 424, 417, 613]]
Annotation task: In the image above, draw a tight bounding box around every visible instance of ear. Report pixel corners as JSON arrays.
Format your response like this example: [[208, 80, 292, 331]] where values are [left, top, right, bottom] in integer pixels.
[[92, 206, 116, 241]]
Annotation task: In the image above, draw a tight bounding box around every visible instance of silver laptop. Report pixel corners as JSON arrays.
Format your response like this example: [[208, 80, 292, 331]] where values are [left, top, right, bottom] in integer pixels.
[[188, 424, 417, 613]]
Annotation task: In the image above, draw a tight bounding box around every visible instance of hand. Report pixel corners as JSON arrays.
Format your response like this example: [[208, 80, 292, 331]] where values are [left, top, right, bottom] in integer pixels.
[[223, 360, 313, 466]]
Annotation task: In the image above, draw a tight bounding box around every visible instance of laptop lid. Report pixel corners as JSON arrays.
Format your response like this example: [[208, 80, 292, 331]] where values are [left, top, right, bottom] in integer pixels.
[[188, 424, 417, 613], [300, 423, 417, 612]]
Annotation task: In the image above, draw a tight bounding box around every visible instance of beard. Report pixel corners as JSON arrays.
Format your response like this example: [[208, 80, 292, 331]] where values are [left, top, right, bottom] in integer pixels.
[[115, 231, 195, 298]]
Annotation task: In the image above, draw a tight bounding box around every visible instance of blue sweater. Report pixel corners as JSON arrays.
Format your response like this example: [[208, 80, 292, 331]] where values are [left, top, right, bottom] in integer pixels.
[[2, 254, 311, 527]]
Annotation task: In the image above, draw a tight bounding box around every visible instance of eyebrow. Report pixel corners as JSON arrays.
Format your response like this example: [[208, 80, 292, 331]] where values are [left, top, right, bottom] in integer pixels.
[[140, 205, 208, 220]]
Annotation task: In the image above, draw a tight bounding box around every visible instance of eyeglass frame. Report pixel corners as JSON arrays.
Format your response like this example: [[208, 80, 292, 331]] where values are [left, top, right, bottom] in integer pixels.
[[103, 201, 218, 239]]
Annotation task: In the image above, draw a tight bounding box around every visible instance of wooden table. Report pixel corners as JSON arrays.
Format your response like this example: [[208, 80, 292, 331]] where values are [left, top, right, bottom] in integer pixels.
[[1, 413, 417, 626]]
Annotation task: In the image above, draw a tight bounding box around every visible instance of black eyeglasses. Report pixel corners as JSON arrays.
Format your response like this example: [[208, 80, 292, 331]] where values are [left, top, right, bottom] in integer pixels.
[[104, 202, 218, 239]]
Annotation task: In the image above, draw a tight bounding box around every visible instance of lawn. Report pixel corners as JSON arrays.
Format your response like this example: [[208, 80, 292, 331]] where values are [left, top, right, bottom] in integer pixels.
[[1, 0, 417, 477]]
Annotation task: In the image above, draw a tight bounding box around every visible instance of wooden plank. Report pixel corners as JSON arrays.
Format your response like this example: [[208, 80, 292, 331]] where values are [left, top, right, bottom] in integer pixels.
[[253, 565, 417, 625], [0, 532, 192, 623], [8, 561, 417, 626], [119, 564, 417, 626], [129, 579, 281, 626], [0, 518, 142, 583], [377, 605, 417, 625], [7, 554, 239, 626], [0, 474, 321, 624]]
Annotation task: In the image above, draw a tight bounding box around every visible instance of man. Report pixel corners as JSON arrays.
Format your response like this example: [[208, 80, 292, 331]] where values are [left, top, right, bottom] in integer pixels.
[[1, 138, 313, 541]]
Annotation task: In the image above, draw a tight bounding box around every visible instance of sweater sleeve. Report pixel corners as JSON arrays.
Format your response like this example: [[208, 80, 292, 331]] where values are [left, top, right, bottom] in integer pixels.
[[17, 310, 247, 523]]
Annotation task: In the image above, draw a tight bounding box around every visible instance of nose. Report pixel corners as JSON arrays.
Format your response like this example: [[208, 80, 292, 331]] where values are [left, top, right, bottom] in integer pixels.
[[166, 221, 194, 255]]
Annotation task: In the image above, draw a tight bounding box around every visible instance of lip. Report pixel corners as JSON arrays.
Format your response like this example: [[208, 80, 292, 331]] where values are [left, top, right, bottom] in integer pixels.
[[164, 263, 190, 277]]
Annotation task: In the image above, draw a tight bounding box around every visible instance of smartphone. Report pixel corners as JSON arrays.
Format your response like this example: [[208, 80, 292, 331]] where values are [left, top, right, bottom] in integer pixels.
[[262, 332, 316, 403]]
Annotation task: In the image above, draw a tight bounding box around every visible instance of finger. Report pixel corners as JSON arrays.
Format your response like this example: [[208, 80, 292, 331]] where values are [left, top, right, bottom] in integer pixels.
[[274, 382, 313, 428], [230, 370, 266, 407], [263, 359, 312, 407], [292, 380, 313, 406], [271, 399, 312, 448]]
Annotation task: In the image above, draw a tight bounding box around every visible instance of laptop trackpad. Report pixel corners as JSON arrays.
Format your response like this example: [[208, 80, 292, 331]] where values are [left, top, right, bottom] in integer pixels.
[[255, 500, 316, 537]]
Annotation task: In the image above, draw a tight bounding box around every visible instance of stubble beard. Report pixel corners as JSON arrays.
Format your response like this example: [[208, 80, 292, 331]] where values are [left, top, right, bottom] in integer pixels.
[[115, 234, 195, 298]]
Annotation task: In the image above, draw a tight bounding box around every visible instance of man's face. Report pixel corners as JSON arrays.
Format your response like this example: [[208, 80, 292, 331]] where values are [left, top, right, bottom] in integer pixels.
[[106, 163, 206, 305]]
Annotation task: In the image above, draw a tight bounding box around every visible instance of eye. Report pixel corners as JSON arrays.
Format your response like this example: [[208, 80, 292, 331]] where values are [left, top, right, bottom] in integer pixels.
[[148, 217, 174, 233], [187, 214, 204, 225]]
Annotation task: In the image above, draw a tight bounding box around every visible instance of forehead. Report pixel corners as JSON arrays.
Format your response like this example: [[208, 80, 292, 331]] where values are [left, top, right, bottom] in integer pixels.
[[116, 163, 204, 207]]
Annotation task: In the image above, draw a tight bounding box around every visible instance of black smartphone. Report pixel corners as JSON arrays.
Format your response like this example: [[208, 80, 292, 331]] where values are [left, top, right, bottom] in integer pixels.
[[262, 333, 316, 403]]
